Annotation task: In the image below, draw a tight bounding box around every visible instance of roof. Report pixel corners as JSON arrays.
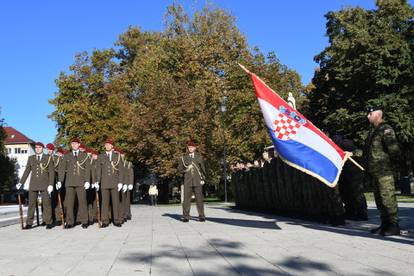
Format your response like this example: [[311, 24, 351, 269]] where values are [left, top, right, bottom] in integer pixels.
[[3, 127, 35, 145]]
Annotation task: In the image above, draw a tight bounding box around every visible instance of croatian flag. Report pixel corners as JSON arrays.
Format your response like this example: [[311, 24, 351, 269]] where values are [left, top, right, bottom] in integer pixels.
[[240, 64, 350, 187]]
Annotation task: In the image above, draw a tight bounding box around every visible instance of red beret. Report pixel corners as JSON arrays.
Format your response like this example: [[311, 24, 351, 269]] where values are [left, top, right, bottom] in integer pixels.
[[92, 150, 99, 155], [105, 139, 114, 145], [63, 149, 70, 154], [35, 142, 44, 148], [57, 147, 65, 154], [79, 143, 86, 149], [85, 147, 92, 153], [71, 138, 81, 143], [46, 143, 55, 150], [187, 140, 197, 147]]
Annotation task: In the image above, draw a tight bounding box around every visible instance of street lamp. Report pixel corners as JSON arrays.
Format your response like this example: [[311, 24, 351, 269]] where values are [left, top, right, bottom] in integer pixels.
[[220, 95, 228, 203]]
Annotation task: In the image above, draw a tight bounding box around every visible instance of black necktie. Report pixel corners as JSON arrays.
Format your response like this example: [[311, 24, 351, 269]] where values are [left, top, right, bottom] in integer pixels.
[[37, 155, 40, 161], [74, 152, 78, 158]]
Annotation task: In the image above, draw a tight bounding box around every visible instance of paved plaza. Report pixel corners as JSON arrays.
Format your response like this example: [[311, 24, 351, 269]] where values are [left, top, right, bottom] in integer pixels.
[[0, 202, 413, 276]]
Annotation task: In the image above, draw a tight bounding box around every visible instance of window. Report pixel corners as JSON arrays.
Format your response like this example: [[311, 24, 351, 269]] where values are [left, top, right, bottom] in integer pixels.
[[21, 149, 27, 154], [7, 148, 11, 154], [14, 148, 21, 154]]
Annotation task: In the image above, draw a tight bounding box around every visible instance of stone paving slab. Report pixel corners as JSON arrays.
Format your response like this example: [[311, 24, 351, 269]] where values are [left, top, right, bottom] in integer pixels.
[[0, 202, 413, 276]]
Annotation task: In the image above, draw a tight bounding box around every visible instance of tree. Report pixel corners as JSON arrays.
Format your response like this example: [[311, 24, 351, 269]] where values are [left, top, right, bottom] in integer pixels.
[[308, 0, 414, 169], [0, 108, 18, 199], [50, 3, 304, 187]]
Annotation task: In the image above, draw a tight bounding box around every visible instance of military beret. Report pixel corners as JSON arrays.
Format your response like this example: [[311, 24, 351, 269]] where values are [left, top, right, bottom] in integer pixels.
[[57, 147, 65, 154], [105, 138, 114, 145], [79, 143, 86, 149], [46, 143, 55, 150], [71, 138, 81, 143], [35, 142, 44, 148], [187, 140, 197, 147]]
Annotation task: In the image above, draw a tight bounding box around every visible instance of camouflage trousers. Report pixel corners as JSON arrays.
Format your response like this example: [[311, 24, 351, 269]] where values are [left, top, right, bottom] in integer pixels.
[[371, 173, 399, 224]]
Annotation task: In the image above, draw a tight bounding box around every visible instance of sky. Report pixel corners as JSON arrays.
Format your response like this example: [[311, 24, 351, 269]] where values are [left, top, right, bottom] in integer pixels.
[[0, 0, 409, 144]]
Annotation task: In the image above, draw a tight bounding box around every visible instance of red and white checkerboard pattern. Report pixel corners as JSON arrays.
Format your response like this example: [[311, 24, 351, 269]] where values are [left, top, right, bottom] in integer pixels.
[[272, 113, 301, 140]]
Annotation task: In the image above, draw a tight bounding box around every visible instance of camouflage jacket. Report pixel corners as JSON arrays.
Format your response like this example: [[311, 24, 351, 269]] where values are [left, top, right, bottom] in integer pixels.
[[363, 123, 400, 175]]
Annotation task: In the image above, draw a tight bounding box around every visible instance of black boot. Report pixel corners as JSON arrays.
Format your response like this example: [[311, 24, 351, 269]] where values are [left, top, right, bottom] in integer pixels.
[[23, 224, 33, 230], [370, 222, 386, 234], [380, 223, 400, 236]]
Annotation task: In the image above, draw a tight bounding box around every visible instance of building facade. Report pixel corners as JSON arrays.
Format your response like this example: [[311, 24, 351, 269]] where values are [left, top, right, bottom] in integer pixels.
[[3, 127, 35, 181]]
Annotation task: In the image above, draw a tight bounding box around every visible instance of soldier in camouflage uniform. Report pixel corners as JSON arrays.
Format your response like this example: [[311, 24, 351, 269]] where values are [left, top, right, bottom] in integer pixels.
[[357, 106, 401, 236]]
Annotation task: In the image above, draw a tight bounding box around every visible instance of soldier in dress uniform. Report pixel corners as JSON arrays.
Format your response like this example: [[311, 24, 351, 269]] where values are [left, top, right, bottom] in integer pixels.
[[178, 140, 206, 222], [118, 148, 134, 221], [96, 139, 123, 227], [115, 148, 126, 223], [86, 147, 98, 225], [125, 157, 134, 220], [16, 142, 54, 229], [53, 147, 65, 226], [57, 138, 91, 229], [45, 143, 60, 225]]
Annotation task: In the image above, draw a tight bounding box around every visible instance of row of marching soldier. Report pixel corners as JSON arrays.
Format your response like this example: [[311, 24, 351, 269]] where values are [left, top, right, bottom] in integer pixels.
[[15, 138, 134, 229]]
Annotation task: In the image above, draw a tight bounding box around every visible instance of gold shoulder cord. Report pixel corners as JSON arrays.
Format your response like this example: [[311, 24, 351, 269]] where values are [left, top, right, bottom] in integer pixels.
[[55, 156, 60, 168], [181, 156, 203, 179], [40, 155, 52, 174], [76, 154, 89, 174], [111, 153, 120, 173]]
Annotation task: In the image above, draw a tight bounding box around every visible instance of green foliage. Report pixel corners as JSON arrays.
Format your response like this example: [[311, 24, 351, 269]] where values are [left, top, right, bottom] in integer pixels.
[[0, 108, 18, 195], [49, 3, 303, 186], [308, 0, 414, 156]]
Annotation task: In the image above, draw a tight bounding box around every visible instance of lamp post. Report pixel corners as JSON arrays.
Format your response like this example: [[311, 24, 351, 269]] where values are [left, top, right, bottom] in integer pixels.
[[220, 95, 228, 203]]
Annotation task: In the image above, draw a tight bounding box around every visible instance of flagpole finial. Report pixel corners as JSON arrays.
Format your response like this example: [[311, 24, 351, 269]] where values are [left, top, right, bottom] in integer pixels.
[[238, 63, 252, 75]]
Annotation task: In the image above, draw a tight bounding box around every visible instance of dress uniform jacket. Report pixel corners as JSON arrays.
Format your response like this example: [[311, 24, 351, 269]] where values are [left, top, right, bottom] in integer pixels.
[[20, 154, 54, 191], [178, 153, 206, 187], [58, 151, 91, 186], [97, 152, 123, 189]]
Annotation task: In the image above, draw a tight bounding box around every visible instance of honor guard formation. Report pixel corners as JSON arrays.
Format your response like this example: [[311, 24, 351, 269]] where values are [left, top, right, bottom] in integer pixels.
[[16, 138, 134, 229]]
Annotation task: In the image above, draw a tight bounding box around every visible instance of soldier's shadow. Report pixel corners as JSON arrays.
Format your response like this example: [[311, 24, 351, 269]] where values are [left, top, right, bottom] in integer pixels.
[[209, 206, 414, 245], [162, 213, 281, 230]]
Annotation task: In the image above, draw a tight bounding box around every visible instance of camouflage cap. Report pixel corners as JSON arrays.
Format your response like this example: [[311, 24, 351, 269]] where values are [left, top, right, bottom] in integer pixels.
[[366, 105, 383, 113]]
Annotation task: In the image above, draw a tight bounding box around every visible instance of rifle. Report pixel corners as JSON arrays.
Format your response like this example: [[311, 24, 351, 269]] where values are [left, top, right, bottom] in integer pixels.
[[96, 191, 101, 228], [57, 191, 65, 229], [17, 193, 24, 230]]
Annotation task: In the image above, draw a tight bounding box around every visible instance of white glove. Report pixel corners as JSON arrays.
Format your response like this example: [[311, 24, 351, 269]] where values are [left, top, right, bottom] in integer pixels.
[[128, 184, 133, 190], [16, 183, 22, 190], [23, 183, 29, 191], [117, 183, 123, 191], [47, 185, 53, 195], [91, 183, 95, 189], [95, 183, 100, 191], [56, 181, 62, 190], [200, 180, 205, 185], [122, 184, 127, 192], [84, 182, 90, 190]]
